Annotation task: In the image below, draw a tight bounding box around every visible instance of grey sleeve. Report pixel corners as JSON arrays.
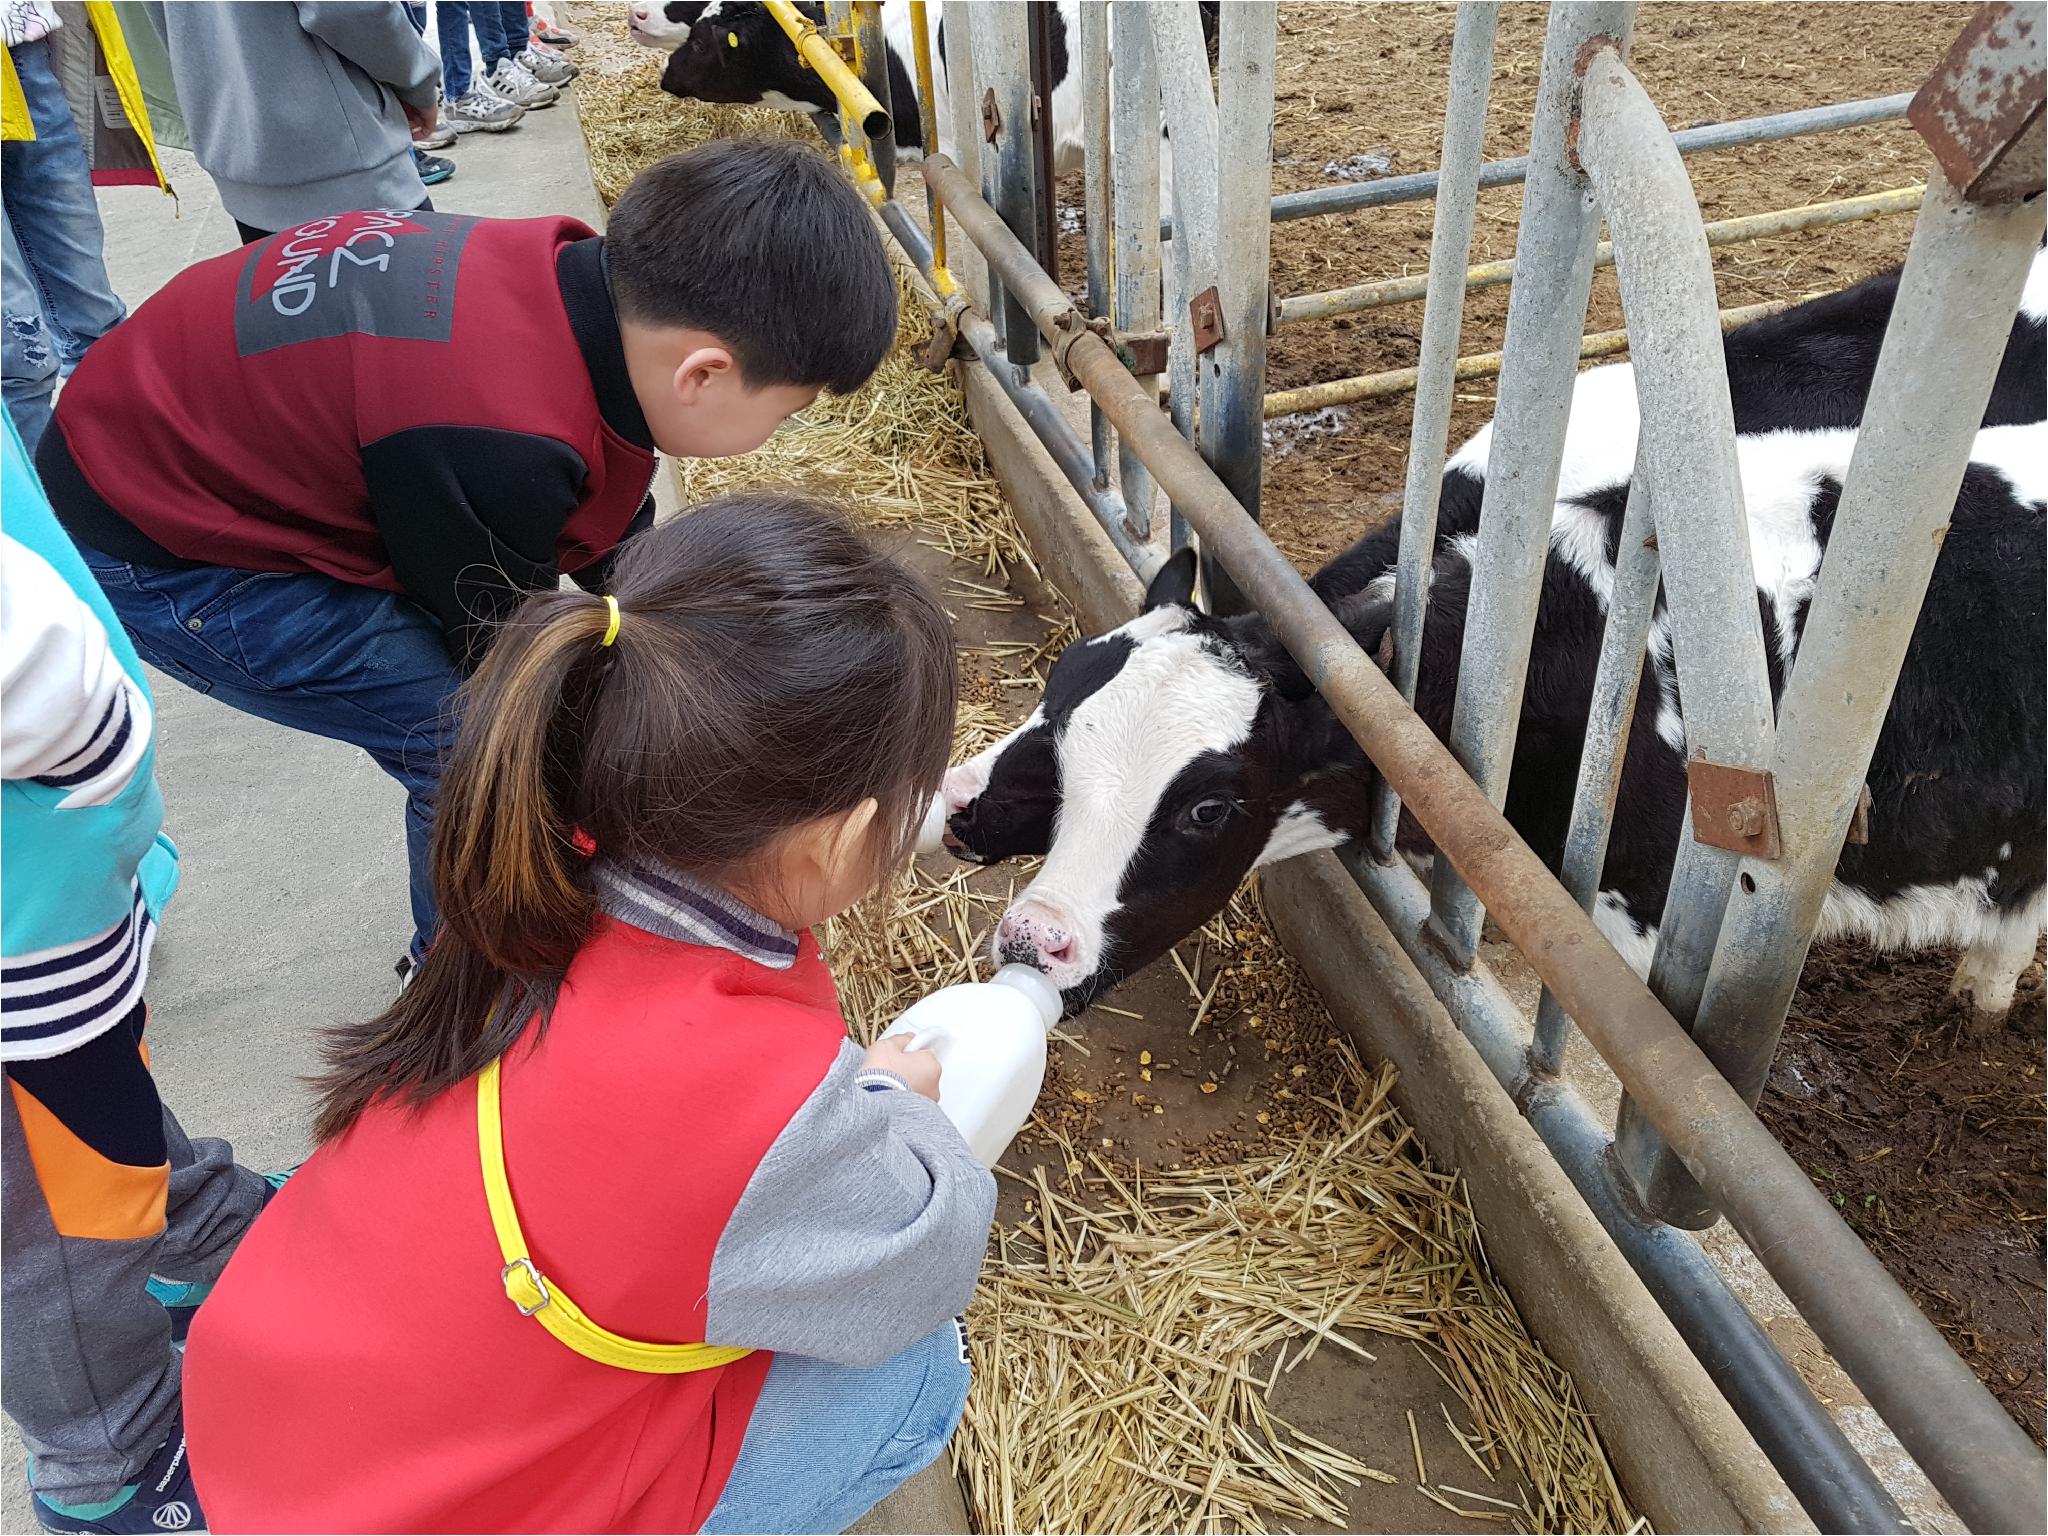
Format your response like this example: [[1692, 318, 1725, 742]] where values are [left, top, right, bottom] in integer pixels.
[[705, 1041, 996, 1367], [294, 1, 440, 108]]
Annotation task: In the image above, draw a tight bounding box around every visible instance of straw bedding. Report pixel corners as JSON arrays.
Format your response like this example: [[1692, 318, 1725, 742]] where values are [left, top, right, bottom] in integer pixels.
[[568, 22, 1641, 1531]]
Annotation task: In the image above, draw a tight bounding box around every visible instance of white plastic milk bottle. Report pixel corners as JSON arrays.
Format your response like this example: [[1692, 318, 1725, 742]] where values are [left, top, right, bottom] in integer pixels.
[[914, 792, 950, 856], [878, 965, 1063, 1167]]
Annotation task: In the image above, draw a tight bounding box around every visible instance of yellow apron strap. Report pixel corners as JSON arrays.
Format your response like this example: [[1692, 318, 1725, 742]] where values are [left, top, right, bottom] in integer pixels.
[[477, 1057, 752, 1375]]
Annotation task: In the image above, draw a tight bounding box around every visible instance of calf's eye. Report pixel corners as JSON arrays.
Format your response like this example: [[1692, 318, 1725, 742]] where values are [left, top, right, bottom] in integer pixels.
[[1185, 796, 1233, 828]]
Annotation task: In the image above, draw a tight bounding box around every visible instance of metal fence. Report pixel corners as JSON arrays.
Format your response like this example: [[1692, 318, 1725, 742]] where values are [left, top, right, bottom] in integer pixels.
[[776, 2, 2048, 1529]]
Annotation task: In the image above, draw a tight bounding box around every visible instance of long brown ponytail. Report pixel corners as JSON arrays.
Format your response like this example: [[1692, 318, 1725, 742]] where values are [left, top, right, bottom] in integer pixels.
[[312, 493, 956, 1142]]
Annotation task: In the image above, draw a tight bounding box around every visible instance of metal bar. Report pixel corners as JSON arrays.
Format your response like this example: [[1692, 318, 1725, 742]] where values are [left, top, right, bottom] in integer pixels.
[[763, 0, 889, 141], [1026, 0, 1061, 287], [1109, 1, 1162, 539], [1204, 1, 1278, 617], [1425, 2, 1633, 969], [1080, 0, 1113, 494], [1574, 49, 1784, 1231], [1262, 300, 1789, 416], [848, 0, 894, 195], [1150, 2, 1221, 564], [981, 2, 1038, 369], [941, 0, 986, 311], [1162, 90, 1916, 239], [921, 148, 2047, 1530], [1369, 0, 1499, 859], [907, 0, 946, 274], [1342, 849, 1912, 1535], [877, 197, 1159, 583], [1530, 471, 1658, 1077], [1634, 181, 2046, 1282], [1280, 183, 1925, 325]]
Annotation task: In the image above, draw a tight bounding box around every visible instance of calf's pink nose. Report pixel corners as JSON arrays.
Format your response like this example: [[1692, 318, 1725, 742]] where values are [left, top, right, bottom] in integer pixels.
[[997, 908, 1075, 968]]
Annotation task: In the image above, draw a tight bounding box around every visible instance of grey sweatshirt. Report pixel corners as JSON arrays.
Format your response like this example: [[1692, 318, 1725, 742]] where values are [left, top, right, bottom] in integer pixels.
[[163, 1, 439, 232]]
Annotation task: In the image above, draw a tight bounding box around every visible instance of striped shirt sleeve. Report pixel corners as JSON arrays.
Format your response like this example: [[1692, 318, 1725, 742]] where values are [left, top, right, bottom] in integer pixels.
[[0, 533, 153, 805]]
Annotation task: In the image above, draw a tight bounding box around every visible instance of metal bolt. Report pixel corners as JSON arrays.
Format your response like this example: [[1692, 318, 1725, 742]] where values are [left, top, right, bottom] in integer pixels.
[[186, 617, 203, 632], [1725, 798, 1765, 838]]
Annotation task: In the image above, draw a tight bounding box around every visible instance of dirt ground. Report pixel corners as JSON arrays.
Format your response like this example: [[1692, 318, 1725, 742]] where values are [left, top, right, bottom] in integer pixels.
[[1759, 943, 2048, 1443]]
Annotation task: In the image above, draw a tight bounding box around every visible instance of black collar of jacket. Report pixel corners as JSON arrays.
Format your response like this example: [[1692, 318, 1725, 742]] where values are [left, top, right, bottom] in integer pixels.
[[557, 236, 655, 453]]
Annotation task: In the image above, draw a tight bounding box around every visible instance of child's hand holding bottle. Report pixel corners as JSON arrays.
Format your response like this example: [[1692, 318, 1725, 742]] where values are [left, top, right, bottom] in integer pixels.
[[861, 1036, 941, 1101]]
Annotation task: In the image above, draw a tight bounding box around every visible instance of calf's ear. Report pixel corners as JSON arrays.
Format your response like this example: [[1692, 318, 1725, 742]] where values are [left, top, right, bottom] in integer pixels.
[[1143, 546, 1201, 613], [1332, 590, 1396, 672]]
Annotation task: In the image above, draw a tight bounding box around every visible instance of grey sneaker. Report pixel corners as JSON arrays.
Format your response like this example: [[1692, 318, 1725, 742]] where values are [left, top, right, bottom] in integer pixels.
[[517, 42, 577, 83], [414, 119, 457, 150], [447, 87, 524, 132], [488, 56, 558, 108]]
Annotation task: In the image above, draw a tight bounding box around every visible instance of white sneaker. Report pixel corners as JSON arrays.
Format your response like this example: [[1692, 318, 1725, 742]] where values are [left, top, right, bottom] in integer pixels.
[[517, 43, 577, 84], [487, 57, 559, 108], [447, 88, 525, 132]]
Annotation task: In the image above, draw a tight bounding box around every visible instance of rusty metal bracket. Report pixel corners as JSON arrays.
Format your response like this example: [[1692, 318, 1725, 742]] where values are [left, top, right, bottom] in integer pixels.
[[981, 88, 1001, 143], [1113, 329, 1170, 376], [1844, 782, 1875, 847], [1908, 0, 2046, 205], [1687, 759, 1782, 859], [827, 33, 858, 67], [1050, 309, 1115, 391], [1189, 286, 1225, 353], [918, 296, 971, 373]]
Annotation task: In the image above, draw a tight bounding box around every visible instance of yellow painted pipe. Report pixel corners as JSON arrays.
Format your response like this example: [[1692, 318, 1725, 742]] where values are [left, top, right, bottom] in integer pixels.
[[1277, 184, 1925, 326], [762, 0, 890, 141], [907, 0, 946, 273], [1263, 298, 1800, 417]]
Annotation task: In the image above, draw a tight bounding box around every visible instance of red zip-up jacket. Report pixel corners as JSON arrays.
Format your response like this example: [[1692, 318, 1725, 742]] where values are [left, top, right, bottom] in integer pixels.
[[38, 210, 659, 664], [183, 859, 995, 1533]]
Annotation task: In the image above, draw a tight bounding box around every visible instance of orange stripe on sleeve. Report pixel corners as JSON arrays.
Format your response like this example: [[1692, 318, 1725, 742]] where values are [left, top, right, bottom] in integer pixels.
[[8, 1079, 168, 1241]]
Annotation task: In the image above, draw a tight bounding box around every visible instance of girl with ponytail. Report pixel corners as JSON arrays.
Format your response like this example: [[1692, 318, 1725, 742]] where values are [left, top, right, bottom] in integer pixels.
[[182, 494, 991, 1535]]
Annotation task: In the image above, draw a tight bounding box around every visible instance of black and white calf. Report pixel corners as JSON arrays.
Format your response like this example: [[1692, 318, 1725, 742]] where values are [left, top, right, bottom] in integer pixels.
[[940, 261, 2048, 1020], [633, 1, 1218, 179]]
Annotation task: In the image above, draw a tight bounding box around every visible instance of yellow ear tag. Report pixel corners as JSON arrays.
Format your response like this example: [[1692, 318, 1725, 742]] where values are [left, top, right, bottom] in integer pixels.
[[727, 30, 739, 46]]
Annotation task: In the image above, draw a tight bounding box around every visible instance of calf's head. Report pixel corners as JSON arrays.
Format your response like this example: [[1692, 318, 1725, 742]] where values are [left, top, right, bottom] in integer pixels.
[[629, 1, 708, 49], [942, 550, 1380, 1015], [658, 1, 835, 115]]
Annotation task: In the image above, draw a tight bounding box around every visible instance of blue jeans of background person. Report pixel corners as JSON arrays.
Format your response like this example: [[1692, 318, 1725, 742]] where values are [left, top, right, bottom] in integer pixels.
[[0, 38, 127, 456], [408, 1, 477, 99], [701, 1321, 971, 1535], [73, 549, 459, 965]]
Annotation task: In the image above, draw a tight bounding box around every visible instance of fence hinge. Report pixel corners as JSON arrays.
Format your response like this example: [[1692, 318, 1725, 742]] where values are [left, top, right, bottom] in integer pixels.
[[981, 88, 1001, 143], [1113, 328, 1171, 377], [1687, 759, 1781, 860], [1049, 309, 1115, 391], [1189, 286, 1225, 353], [919, 297, 971, 373]]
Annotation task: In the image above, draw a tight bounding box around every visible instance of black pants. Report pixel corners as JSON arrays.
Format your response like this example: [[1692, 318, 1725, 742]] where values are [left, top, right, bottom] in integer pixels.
[[235, 196, 435, 246]]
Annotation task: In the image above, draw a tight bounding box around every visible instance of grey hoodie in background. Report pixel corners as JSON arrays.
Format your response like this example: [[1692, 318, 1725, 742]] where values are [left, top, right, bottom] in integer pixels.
[[164, 1, 440, 233]]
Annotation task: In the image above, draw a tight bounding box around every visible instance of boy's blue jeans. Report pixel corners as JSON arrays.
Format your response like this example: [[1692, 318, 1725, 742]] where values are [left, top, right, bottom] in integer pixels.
[[702, 1320, 971, 1535], [75, 549, 458, 963], [0, 38, 128, 456]]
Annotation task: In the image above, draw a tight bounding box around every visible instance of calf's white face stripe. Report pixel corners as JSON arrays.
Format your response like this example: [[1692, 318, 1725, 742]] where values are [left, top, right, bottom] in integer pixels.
[[944, 707, 1042, 809], [1006, 613, 1261, 982]]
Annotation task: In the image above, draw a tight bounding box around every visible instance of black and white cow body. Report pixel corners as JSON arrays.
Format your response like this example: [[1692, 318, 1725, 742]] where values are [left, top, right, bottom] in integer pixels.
[[944, 256, 2048, 1021], [633, 1, 1218, 179]]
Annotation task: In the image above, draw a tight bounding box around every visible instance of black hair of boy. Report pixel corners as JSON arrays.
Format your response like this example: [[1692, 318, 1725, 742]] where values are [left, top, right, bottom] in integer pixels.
[[606, 139, 899, 397]]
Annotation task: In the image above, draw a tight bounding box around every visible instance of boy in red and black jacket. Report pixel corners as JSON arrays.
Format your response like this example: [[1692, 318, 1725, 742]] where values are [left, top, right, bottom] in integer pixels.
[[38, 139, 899, 976]]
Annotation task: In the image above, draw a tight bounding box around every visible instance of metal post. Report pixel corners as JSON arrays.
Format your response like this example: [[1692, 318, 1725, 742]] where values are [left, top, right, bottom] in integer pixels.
[[1109, 2, 1162, 539], [1080, 0, 1113, 495], [919, 152, 2048, 1528], [848, 0, 894, 195], [1571, 49, 1786, 1228], [1150, 3, 1219, 558], [1425, 1, 1634, 967], [1530, 471, 1658, 1077], [941, 0, 987, 312], [907, 0, 946, 273], [1162, 91, 1916, 238], [1025, 0, 1060, 288], [1202, 1, 1276, 617], [1369, 0, 1498, 859], [1625, 153, 2046, 1230], [978, 2, 1037, 369]]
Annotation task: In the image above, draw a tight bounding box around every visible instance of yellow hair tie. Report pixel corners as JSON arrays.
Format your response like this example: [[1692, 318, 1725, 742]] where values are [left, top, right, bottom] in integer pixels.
[[600, 594, 622, 648]]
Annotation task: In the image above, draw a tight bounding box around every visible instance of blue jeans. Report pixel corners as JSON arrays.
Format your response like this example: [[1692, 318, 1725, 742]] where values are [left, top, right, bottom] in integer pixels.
[[701, 1321, 971, 1535], [0, 38, 127, 456], [75, 550, 460, 962]]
